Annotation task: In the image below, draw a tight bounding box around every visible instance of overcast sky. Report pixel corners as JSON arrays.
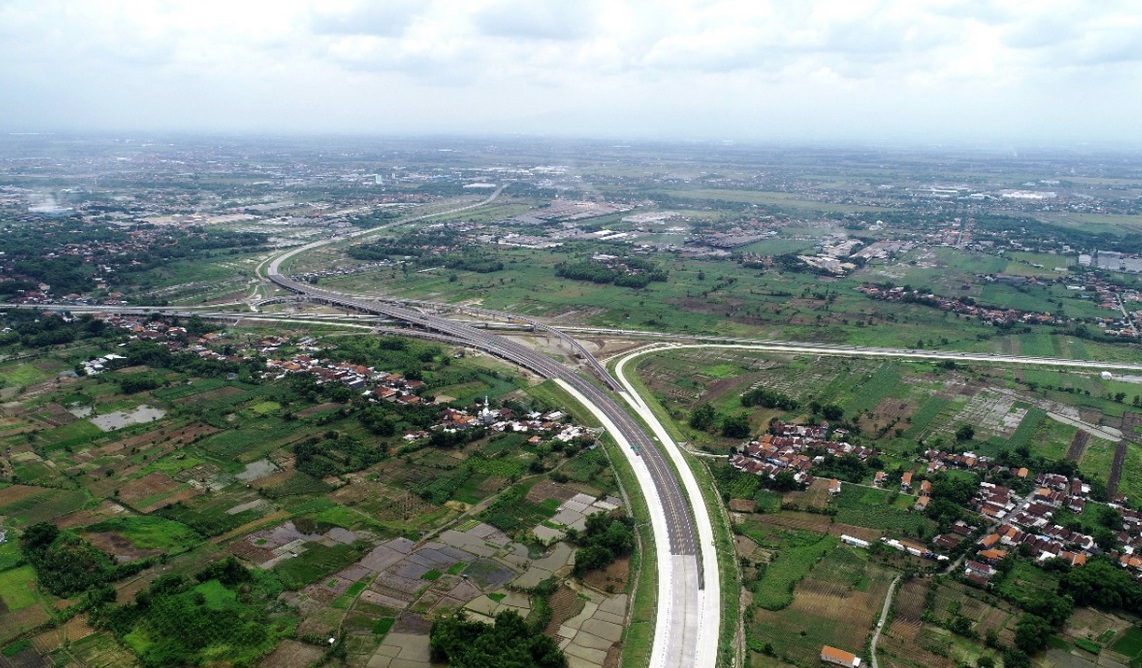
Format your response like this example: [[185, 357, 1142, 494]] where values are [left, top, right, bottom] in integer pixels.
[[2, 0, 1140, 145]]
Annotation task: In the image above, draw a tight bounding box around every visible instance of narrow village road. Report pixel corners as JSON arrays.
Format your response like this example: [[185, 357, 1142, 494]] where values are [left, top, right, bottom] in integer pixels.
[[870, 575, 902, 668]]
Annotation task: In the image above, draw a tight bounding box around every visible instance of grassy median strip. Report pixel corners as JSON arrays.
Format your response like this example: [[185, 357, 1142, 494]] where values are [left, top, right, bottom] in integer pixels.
[[601, 433, 658, 668]]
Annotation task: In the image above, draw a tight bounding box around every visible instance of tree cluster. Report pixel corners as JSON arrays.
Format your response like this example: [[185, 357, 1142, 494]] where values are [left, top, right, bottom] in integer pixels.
[[293, 431, 388, 478], [94, 561, 279, 668], [572, 513, 635, 577], [554, 256, 667, 288], [20, 523, 116, 597], [740, 388, 799, 411], [429, 610, 566, 668], [0, 313, 117, 350]]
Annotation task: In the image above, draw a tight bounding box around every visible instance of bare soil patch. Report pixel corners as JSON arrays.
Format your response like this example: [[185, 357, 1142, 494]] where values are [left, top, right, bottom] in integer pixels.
[[526, 480, 578, 504], [392, 610, 432, 635], [115, 421, 219, 452], [0, 484, 44, 507], [782, 478, 830, 511], [195, 386, 246, 402], [544, 586, 587, 636], [1066, 430, 1090, 461], [583, 557, 630, 593], [116, 472, 180, 505], [258, 639, 324, 668], [872, 398, 913, 422], [85, 532, 158, 563]]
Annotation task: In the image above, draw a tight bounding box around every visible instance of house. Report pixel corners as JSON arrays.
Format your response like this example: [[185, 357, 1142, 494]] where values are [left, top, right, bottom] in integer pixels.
[[978, 533, 1000, 548], [933, 534, 961, 550], [901, 471, 913, 492], [920, 480, 932, 495], [915, 495, 930, 511], [874, 471, 886, 487], [829, 479, 842, 496], [821, 645, 861, 668], [965, 560, 995, 579]]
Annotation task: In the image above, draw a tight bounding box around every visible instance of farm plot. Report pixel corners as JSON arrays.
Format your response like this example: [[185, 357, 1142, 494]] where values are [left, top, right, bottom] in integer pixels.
[[115, 471, 187, 507], [930, 579, 1017, 644], [749, 546, 892, 667], [0, 487, 87, 527], [834, 486, 935, 536], [275, 542, 371, 590], [749, 530, 838, 611], [1111, 627, 1142, 665], [481, 487, 560, 535], [843, 363, 903, 416], [948, 388, 1023, 440], [155, 491, 275, 538], [782, 477, 831, 511], [904, 396, 955, 440]]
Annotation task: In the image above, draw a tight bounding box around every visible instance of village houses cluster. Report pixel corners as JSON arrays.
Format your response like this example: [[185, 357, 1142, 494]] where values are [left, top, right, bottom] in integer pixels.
[[857, 284, 1062, 328], [261, 343, 592, 445], [73, 315, 593, 446], [916, 448, 1142, 586], [729, 422, 878, 486]]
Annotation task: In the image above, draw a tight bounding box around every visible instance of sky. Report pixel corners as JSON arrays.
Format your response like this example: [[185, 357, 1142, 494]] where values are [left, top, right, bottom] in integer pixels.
[[1, 0, 1140, 145]]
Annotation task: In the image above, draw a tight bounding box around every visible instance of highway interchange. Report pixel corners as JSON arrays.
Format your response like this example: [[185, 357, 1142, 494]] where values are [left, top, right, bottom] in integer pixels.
[[263, 226, 714, 668], [20, 189, 1142, 668]]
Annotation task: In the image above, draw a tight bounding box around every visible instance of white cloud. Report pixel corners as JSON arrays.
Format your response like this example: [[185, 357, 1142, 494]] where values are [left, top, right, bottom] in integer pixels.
[[0, 0, 1137, 143]]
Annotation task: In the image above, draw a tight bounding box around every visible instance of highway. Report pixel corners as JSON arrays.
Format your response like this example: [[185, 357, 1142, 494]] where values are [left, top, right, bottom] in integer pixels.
[[259, 193, 711, 667]]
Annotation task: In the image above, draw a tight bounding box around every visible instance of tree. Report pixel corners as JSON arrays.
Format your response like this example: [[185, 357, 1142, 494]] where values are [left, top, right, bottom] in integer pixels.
[[1002, 648, 1032, 668], [689, 404, 716, 431], [820, 404, 844, 421], [572, 514, 634, 576], [771, 470, 798, 492], [1014, 613, 1052, 653], [721, 413, 752, 439], [955, 424, 975, 442], [1023, 592, 1072, 629], [20, 522, 59, 552]]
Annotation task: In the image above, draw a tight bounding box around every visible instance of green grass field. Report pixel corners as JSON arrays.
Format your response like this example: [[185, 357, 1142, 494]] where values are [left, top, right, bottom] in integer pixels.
[[750, 532, 838, 611], [1117, 442, 1142, 502], [1111, 627, 1142, 661], [0, 363, 52, 388], [0, 541, 23, 573], [274, 542, 366, 590], [834, 486, 935, 535], [0, 565, 41, 612], [843, 363, 902, 416], [995, 560, 1060, 607], [83, 515, 202, 551], [1079, 436, 1117, 488]]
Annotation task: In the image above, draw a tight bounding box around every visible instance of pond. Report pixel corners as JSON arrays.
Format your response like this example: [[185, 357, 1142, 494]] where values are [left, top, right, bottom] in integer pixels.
[[90, 405, 166, 432]]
